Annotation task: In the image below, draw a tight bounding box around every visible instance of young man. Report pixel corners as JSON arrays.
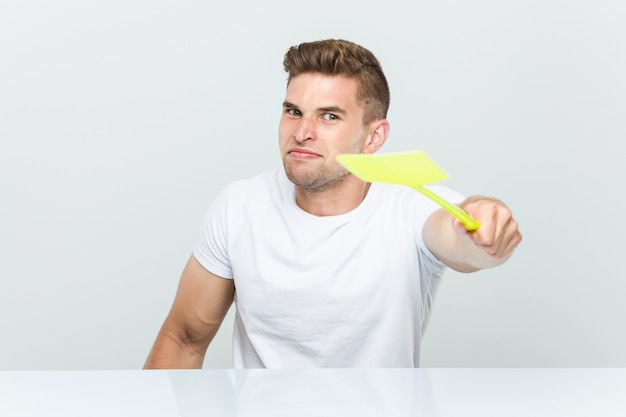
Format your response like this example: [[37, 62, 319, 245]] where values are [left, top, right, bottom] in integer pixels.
[[144, 39, 522, 369]]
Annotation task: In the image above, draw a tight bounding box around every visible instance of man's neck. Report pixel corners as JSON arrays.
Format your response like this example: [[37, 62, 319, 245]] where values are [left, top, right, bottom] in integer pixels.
[[294, 178, 371, 217]]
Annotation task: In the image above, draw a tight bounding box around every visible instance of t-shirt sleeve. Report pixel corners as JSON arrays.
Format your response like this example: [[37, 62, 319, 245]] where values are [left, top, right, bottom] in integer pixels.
[[412, 184, 465, 331], [414, 184, 466, 266], [192, 186, 237, 280]]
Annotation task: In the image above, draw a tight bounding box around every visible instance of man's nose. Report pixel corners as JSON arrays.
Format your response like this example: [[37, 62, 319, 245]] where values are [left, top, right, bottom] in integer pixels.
[[294, 117, 316, 142]]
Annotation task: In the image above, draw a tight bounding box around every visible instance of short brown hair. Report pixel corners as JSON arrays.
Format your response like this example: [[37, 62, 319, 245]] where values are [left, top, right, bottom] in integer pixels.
[[283, 39, 390, 124]]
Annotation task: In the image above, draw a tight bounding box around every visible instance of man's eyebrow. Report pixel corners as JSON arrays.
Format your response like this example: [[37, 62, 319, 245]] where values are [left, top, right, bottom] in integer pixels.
[[282, 101, 347, 115], [318, 106, 346, 115]]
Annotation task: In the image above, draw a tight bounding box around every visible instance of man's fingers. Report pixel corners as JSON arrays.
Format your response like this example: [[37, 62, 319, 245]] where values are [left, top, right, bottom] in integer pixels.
[[461, 202, 521, 260]]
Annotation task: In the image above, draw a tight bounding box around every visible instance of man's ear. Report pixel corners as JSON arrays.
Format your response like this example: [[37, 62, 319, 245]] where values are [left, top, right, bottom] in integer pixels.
[[363, 119, 390, 154]]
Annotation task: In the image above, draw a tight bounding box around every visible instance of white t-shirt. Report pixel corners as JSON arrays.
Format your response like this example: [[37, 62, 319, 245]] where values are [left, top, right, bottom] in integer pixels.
[[193, 169, 464, 368]]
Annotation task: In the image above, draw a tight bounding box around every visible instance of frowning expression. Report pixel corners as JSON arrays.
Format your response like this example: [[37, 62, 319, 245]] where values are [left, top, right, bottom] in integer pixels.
[[279, 73, 372, 192]]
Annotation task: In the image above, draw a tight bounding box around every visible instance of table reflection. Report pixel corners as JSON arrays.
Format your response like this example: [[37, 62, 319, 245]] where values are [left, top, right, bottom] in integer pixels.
[[167, 368, 439, 417], [2, 369, 626, 416]]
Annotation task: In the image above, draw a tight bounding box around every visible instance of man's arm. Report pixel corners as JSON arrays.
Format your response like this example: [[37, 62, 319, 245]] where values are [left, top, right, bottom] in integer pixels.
[[423, 195, 522, 273], [144, 255, 235, 369]]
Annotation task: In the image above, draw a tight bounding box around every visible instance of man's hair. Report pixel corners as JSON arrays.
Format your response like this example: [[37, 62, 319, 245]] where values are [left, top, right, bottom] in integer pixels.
[[283, 39, 390, 124]]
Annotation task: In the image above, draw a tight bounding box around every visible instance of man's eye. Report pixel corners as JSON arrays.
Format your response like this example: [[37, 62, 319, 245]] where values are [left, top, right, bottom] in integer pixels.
[[323, 113, 339, 121], [287, 109, 301, 116]]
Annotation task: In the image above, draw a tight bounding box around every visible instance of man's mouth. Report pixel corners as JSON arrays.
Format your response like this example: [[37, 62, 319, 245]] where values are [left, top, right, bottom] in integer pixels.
[[288, 148, 321, 159]]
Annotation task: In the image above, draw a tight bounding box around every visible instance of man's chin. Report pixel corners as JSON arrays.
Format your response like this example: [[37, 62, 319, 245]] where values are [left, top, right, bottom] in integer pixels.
[[284, 168, 349, 193]]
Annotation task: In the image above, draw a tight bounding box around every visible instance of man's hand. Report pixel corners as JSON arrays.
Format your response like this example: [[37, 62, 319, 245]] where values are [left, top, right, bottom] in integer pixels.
[[453, 196, 523, 268], [424, 195, 522, 272]]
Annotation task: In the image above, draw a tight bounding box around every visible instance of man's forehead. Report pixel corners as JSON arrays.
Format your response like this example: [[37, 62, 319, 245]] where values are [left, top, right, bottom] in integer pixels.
[[284, 73, 360, 110]]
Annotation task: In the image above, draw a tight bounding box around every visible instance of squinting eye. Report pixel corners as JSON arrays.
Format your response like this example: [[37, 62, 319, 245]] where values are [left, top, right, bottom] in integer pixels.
[[323, 113, 339, 121], [287, 109, 301, 116]]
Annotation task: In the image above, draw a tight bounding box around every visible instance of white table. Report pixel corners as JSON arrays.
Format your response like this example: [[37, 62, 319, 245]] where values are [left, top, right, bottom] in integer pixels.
[[1, 368, 625, 416]]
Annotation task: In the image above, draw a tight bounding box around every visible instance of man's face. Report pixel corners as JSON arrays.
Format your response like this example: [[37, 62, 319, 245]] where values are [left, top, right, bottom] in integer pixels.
[[279, 73, 373, 192]]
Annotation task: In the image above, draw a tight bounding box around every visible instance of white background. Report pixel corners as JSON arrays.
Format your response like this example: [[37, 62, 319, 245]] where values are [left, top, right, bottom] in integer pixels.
[[1, 0, 624, 369]]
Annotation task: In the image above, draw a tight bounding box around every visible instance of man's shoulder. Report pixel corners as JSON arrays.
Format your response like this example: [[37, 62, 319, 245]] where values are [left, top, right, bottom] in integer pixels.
[[223, 168, 285, 195], [214, 168, 288, 211], [374, 182, 464, 204], [367, 183, 464, 224]]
